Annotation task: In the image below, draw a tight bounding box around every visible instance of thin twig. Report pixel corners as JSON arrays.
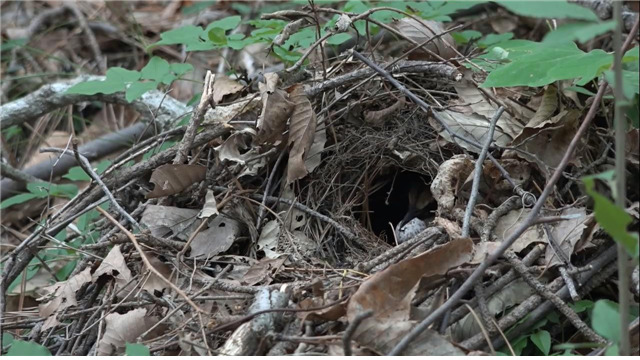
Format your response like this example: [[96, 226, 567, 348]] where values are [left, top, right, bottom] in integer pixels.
[[174, 71, 213, 165], [0, 162, 41, 184], [462, 106, 504, 237], [40, 145, 140, 231], [96, 207, 206, 313], [343, 310, 373, 356]]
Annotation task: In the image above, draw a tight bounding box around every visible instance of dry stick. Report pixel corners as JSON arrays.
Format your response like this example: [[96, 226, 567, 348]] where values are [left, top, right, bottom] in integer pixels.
[[350, 51, 528, 205], [343, 310, 373, 356], [543, 223, 580, 301], [504, 251, 606, 344], [40, 146, 140, 230], [67, 3, 106, 73], [612, 1, 632, 355], [461, 106, 504, 238], [0, 162, 41, 183], [95, 207, 206, 313], [174, 71, 213, 165], [256, 150, 286, 230], [388, 75, 610, 357]]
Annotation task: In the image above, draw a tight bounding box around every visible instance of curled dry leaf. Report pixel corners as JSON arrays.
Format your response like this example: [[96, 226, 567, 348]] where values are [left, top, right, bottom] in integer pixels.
[[364, 96, 406, 127], [286, 84, 317, 183], [38, 267, 92, 330], [146, 164, 206, 198], [97, 308, 158, 356], [430, 154, 474, 213], [391, 18, 456, 60], [345, 237, 472, 355], [92, 245, 133, 291], [202, 95, 261, 127], [215, 129, 267, 177], [256, 73, 294, 144], [199, 189, 219, 218], [212, 75, 244, 105]]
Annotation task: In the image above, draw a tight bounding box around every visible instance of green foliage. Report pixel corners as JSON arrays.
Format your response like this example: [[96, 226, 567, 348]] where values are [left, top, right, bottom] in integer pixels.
[[0, 181, 78, 209], [543, 21, 616, 44], [3, 124, 23, 141], [495, 0, 598, 21], [479, 40, 612, 88], [583, 171, 639, 258], [591, 299, 621, 356], [125, 343, 150, 356], [63, 160, 111, 181], [569, 300, 594, 313], [452, 30, 482, 45], [530, 330, 552, 355], [5, 340, 52, 356]]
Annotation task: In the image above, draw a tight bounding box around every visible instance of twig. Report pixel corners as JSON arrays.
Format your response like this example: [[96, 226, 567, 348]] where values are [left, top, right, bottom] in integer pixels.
[[40, 145, 140, 231], [480, 196, 520, 242], [388, 68, 610, 357], [96, 207, 206, 313], [285, 31, 335, 73], [343, 310, 373, 356], [67, 3, 106, 73], [0, 162, 41, 184], [503, 251, 605, 344], [174, 71, 213, 165], [256, 150, 286, 230], [462, 106, 504, 238]]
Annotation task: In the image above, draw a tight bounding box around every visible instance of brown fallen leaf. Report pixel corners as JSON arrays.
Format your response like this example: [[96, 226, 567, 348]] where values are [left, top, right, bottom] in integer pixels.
[[146, 164, 206, 198], [140, 205, 199, 240], [212, 75, 244, 105], [97, 308, 158, 356], [189, 215, 240, 258], [256, 73, 294, 144], [430, 154, 474, 213], [92, 245, 133, 291], [286, 84, 317, 183], [390, 18, 457, 60], [364, 97, 405, 127], [38, 267, 93, 330], [345, 238, 472, 355]]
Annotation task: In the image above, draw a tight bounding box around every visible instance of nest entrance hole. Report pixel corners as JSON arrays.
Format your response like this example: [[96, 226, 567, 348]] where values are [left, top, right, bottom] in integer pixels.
[[360, 170, 433, 243]]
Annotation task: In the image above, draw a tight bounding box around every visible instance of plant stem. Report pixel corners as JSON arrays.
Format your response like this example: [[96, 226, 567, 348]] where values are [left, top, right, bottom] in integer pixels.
[[613, 0, 630, 355]]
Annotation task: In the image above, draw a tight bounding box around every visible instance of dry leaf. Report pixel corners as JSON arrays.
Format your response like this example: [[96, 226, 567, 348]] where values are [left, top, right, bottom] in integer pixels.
[[431, 109, 513, 153], [543, 208, 588, 268], [146, 164, 206, 198], [38, 267, 92, 329], [286, 84, 317, 183], [495, 209, 544, 252], [430, 155, 474, 213], [256, 73, 294, 144], [189, 215, 240, 258], [526, 85, 559, 128], [304, 117, 326, 174], [199, 189, 219, 218], [391, 18, 456, 60], [257, 219, 281, 259], [97, 308, 158, 356], [212, 75, 244, 105], [140, 205, 198, 240], [346, 238, 473, 355], [240, 257, 286, 286], [506, 109, 581, 177], [92, 245, 133, 290], [202, 95, 261, 126], [143, 254, 173, 294], [364, 97, 406, 126]]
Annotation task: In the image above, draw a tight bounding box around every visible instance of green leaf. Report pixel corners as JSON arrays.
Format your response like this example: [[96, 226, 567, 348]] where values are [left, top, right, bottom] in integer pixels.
[[592, 300, 620, 342], [583, 172, 639, 257], [570, 300, 594, 313], [205, 16, 242, 32], [148, 25, 213, 52], [451, 30, 482, 45], [544, 21, 615, 44], [125, 343, 150, 356], [511, 336, 528, 356], [66, 67, 140, 95], [327, 33, 352, 45], [272, 46, 302, 64], [0, 193, 39, 209], [481, 41, 612, 88], [285, 27, 317, 49], [3, 333, 14, 347], [63, 160, 111, 181], [208, 28, 227, 45], [604, 69, 640, 100], [48, 183, 78, 198], [530, 330, 551, 355], [141, 56, 170, 81], [126, 81, 158, 102], [3, 125, 23, 141], [496, 0, 598, 21], [477, 32, 513, 48], [170, 63, 194, 77], [564, 85, 597, 96], [56, 259, 77, 281], [6, 340, 52, 356]]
